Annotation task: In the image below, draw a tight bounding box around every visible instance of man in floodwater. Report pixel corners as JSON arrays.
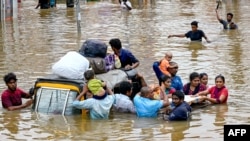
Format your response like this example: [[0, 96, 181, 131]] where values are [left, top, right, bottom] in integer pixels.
[[168, 21, 211, 43], [216, 10, 238, 30], [1, 73, 34, 111]]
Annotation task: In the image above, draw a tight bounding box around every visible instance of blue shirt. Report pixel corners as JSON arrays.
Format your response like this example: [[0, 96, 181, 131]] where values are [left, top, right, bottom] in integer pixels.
[[219, 19, 238, 29], [133, 95, 163, 118], [119, 48, 139, 68], [168, 101, 192, 121], [72, 95, 115, 119], [171, 75, 183, 91], [185, 30, 205, 41]]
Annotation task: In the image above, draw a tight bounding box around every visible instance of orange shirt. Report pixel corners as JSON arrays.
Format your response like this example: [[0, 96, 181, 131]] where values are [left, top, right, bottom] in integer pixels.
[[159, 59, 170, 76]]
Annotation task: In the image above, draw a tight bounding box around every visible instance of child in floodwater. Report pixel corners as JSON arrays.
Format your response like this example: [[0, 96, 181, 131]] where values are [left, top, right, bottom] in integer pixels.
[[159, 51, 173, 77], [83, 70, 107, 99]]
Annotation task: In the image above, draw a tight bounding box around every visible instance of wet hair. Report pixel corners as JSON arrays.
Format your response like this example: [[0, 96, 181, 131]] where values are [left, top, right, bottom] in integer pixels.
[[119, 81, 132, 95], [191, 21, 198, 27], [189, 72, 200, 82], [109, 38, 122, 50], [84, 70, 95, 81], [113, 83, 121, 93], [160, 75, 171, 85], [227, 13, 233, 18], [169, 61, 177, 66], [3, 72, 17, 84], [140, 86, 150, 97], [199, 73, 208, 79], [172, 90, 185, 100], [215, 74, 225, 83]]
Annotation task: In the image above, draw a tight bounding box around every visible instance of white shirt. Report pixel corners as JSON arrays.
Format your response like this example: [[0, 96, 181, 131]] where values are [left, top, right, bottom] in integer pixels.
[[113, 94, 136, 113], [120, 1, 132, 10]]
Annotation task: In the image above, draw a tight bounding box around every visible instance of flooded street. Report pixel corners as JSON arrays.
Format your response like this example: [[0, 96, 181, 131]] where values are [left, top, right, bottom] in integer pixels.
[[0, 0, 250, 140]]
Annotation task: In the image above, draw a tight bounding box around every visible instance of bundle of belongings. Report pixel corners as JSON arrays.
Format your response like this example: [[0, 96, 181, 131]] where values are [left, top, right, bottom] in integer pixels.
[[51, 39, 126, 89], [79, 39, 121, 74]]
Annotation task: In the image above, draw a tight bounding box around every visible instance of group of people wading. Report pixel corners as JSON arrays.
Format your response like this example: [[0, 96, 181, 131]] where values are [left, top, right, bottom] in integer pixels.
[[1, 37, 229, 121], [2, 1, 235, 121]]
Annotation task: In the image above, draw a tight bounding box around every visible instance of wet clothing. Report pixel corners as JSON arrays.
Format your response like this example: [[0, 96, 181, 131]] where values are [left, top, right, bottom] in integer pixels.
[[113, 94, 136, 113], [119, 48, 139, 68], [159, 59, 170, 76], [165, 87, 176, 95], [185, 30, 205, 41], [168, 101, 192, 121], [1, 88, 29, 108], [153, 61, 164, 85], [72, 95, 115, 119], [88, 79, 104, 95], [133, 94, 163, 118], [183, 83, 207, 95], [120, 0, 132, 10], [219, 19, 238, 30], [152, 61, 183, 90], [171, 75, 183, 91], [208, 86, 228, 103]]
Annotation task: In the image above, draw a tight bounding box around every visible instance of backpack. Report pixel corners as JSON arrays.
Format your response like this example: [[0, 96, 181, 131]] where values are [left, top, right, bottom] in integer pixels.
[[86, 57, 107, 74]]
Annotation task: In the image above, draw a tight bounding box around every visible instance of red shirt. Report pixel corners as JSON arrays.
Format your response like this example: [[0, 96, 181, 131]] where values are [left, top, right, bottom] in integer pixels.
[[208, 86, 229, 103], [1, 88, 28, 108]]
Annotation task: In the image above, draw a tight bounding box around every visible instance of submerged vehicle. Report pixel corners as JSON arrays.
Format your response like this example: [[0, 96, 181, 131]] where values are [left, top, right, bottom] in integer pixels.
[[32, 75, 86, 116], [32, 69, 132, 116]]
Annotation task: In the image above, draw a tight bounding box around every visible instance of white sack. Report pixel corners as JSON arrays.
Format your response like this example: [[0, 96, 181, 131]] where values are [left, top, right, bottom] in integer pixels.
[[52, 51, 89, 79]]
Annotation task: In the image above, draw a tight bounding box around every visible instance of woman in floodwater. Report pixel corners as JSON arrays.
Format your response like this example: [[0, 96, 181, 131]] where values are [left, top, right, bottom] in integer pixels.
[[195, 74, 228, 104]]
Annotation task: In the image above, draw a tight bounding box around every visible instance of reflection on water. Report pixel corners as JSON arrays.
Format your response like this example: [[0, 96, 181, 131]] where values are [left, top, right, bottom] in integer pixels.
[[1, 0, 250, 140]]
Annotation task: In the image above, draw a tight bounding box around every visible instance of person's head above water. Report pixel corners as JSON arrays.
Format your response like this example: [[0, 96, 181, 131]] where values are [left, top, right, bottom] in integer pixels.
[[227, 13, 234, 22], [191, 21, 198, 31]]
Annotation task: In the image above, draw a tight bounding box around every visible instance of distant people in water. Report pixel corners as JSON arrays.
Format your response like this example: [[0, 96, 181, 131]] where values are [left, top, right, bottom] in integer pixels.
[[35, 0, 56, 9], [119, 0, 132, 11], [216, 9, 238, 30], [168, 21, 211, 43]]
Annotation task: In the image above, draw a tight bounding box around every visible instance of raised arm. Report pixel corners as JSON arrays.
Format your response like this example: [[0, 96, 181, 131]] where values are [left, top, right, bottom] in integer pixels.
[[215, 10, 222, 21], [75, 85, 88, 100], [161, 88, 170, 107], [168, 34, 186, 38]]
